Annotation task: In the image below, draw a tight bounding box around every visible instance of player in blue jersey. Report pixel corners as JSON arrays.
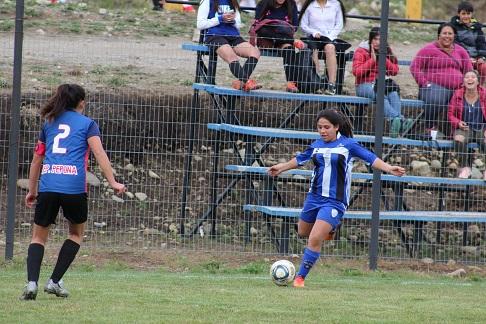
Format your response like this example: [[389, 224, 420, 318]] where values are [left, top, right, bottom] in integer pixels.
[[268, 109, 405, 288], [197, 0, 261, 91], [20, 84, 126, 300]]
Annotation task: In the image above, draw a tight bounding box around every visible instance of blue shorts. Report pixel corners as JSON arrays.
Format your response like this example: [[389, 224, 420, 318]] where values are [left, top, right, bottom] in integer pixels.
[[300, 193, 345, 231]]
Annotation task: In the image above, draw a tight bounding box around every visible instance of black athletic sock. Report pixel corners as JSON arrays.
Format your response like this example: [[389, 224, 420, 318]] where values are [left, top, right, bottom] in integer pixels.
[[229, 60, 246, 82], [282, 50, 298, 82], [27, 243, 45, 283], [50, 239, 80, 283], [242, 56, 258, 80]]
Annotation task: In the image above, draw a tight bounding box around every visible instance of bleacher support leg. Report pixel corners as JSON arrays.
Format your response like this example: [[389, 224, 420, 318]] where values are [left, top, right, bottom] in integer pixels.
[[462, 186, 471, 246], [244, 134, 253, 243], [209, 126, 221, 236], [208, 49, 217, 85], [180, 89, 200, 235]]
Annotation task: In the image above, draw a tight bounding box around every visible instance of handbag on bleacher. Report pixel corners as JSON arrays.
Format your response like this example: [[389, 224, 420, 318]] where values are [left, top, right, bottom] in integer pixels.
[[373, 77, 400, 95]]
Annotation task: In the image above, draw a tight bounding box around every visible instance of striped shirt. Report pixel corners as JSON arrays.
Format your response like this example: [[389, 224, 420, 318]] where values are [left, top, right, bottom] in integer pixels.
[[296, 133, 377, 206]]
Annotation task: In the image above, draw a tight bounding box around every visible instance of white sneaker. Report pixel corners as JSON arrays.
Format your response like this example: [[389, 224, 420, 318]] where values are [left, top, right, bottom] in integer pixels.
[[20, 281, 38, 300], [44, 279, 69, 298], [324, 83, 336, 95]]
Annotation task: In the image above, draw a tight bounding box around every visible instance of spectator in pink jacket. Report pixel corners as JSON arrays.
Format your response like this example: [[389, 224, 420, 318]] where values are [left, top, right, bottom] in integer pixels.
[[448, 70, 486, 180], [411, 23, 473, 137]]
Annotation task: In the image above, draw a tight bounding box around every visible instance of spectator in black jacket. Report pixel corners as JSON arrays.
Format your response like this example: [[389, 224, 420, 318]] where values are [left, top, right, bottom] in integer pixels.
[[450, 1, 486, 84]]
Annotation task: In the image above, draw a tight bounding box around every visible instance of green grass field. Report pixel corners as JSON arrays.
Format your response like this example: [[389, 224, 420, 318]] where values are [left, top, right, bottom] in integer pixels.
[[2, 259, 485, 323]]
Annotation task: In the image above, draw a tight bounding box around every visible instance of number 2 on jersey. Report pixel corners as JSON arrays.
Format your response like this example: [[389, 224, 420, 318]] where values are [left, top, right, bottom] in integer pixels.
[[53, 124, 70, 154]]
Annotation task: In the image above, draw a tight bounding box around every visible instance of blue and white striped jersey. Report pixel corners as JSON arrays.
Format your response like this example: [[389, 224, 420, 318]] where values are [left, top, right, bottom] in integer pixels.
[[296, 133, 377, 206]]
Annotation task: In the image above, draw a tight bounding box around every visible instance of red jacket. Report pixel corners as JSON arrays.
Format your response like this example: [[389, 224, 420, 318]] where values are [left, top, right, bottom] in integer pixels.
[[352, 44, 399, 85], [448, 86, 486, 129]]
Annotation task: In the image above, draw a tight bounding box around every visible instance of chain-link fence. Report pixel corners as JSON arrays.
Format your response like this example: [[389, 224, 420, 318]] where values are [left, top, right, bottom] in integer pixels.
[[1, 7, 486, 265]]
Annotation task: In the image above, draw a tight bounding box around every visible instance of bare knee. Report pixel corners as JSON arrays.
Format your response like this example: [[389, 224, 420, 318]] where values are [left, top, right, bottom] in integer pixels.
[[68, 223, 85, 245], [454, 135, 466, 142], [324, 44, 336, 55], [298, 228, 310, 238], [250, 47, 260, 59], [217, 46, 239, 63], [307, 236, 323, 251], [31, 224, 49, 245]]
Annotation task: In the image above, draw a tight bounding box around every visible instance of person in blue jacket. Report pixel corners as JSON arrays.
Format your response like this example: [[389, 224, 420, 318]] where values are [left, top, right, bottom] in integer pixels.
[[268, 109, 405, 287], [197, 0, 261, 91]]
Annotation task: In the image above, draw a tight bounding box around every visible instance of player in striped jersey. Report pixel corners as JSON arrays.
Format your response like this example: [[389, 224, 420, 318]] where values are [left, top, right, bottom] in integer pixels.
[[20, 84, 126, 300], [268, 109, 405, 287]]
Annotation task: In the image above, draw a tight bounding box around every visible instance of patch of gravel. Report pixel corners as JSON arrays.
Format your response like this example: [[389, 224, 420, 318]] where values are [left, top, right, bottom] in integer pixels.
[[1, 32, 425, 96]]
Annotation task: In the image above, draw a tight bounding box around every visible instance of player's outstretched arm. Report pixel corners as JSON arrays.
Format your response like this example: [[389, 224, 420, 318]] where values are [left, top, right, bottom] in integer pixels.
[[268, 158, 298, 177], [371, 158, 406, 177], [88, 136, 126, 195], [25, 149, 44, 208]]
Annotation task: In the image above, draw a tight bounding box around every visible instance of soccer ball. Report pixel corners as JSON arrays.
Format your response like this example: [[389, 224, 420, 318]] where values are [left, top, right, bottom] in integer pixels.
[[270, 260, 296, 286]]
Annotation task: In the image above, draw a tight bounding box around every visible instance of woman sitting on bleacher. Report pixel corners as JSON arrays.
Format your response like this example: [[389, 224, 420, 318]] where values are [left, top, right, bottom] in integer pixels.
[[299, 0, 347, 95], [254, 0, 304, 93], [196, 0, 261, 91], [410, 23, 472, 137], [352, 27, 413, 138], [448, 70, 486, 180]]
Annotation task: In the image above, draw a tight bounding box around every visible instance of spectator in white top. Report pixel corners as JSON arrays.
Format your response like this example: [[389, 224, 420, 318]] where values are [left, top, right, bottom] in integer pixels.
[[299, 0, 347, 95]]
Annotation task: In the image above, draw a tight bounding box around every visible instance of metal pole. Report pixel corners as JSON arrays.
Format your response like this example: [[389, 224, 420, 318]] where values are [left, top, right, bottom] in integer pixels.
[[369, 0, 390, 271], [5, 0, 25, 260]]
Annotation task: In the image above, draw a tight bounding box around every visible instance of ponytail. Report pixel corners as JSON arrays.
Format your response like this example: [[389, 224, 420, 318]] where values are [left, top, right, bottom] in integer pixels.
[[316, 109, 354, 138], [41, 84, 85, 122]]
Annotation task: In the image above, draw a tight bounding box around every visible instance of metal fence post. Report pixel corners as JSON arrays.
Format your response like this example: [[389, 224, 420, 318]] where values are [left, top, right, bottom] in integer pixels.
[[369, 0, 390, 271], [5, 0, 25, 260]]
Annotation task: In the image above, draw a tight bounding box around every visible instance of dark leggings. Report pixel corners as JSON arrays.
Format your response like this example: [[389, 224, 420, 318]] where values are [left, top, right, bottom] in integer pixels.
[[418, 83, 453, 129]]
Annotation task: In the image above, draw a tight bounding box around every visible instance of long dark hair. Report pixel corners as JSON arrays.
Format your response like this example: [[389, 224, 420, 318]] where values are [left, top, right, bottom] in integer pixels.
[[41, 84, 85, 122], [299, 0, 346, 26], [437, 22, 457, 37], [257, 0, 293, 21], [316, 109, 353, 138], [211, 0, 240, 13], [368, 26, 397, 63]]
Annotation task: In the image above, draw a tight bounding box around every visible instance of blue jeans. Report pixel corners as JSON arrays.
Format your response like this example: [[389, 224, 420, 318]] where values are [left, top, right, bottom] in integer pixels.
[[356, 83, 402, 119], [418, 83, 453, 129]]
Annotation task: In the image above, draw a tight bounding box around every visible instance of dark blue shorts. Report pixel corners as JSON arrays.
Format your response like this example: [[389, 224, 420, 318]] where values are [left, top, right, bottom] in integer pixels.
[[300, 193, 345, 231], [205, 35, 246, 50]]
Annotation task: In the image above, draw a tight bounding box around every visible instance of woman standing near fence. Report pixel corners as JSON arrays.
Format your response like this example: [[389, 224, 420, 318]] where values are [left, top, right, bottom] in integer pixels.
[[298, 0, 347, 95], [448, 70, 486, 180], [410, 23, 472, 137], [254, 0, 304, 92], [197, 0, 261, 91], [267, 109, 405, 287], [352, 27, 413, 138], [20, 84, 126, 300]]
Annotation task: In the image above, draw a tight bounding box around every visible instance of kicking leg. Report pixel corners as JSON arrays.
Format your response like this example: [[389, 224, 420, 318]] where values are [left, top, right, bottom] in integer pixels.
[[294, 220, 333, 287]]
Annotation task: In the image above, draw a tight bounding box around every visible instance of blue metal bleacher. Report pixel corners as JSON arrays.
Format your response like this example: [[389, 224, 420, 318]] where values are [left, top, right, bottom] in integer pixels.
[[224, 165, 486, 187], [243, 205, 486, 223], [208, 123, 480, 149], [182, 37, 486, 256]]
